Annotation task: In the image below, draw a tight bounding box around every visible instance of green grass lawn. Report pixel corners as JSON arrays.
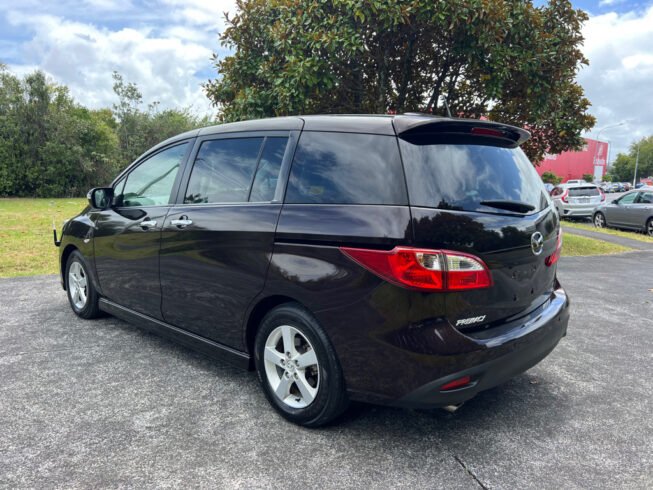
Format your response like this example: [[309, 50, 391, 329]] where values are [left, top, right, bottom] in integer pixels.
[[563, 220, 653, 243], [561, 232, 633, 256], [0, 198, 636, 278], [0, 198, 87, 277]]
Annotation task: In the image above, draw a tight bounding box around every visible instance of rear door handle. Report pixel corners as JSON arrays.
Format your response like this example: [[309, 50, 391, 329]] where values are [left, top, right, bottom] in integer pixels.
[[170, 218, 193, 228], [140, 220, 157, 230]]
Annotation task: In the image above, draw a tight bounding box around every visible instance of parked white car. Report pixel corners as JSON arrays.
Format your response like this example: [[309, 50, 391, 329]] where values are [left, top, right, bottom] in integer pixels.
[[551, 183, 605, 218]]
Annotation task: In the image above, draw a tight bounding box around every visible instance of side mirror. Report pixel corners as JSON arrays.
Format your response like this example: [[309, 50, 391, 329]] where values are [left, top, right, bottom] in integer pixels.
[[612, 199, 620, 205], [87, 187, 114, 209]]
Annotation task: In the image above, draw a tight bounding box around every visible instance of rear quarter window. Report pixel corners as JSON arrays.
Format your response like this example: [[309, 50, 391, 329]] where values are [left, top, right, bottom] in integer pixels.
[[285, 132, 407, 205], [399, 138, 548, 214]]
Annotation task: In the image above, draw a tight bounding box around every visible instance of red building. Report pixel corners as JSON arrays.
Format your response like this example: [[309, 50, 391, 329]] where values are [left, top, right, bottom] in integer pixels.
[[536, 138, 609, 182]]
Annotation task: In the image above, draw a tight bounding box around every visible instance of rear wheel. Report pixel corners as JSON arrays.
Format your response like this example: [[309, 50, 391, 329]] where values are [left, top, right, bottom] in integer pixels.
[[594, 212, 606, 229], [66, 251, 101, 319], [254, 303, 348, 427], [647, 218, 653, 237]]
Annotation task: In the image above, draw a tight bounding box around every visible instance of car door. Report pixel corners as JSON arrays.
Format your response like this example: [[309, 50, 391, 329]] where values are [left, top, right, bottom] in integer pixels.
[[610, 192, 638, 227], [159, 132, 296, 349], [632, 191, 653, 228], [93, 141, 192, 318]]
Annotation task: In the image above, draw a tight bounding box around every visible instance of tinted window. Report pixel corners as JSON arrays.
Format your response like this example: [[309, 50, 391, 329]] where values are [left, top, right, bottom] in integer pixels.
[[285, 132, 407, 205], [619, 192, 637, 204], [250, 137, 288, 202], [185, 138, 264, 204], [399, 140, 547, 213], [119, 143, 187, 207], [568, 186, 599, 197], [637, 192, 653, 204]]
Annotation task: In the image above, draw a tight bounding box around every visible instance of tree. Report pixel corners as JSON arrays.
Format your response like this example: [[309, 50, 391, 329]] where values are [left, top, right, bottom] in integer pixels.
[[205, 0, 595, 162], [582, 173, 594, 183], [609, 136, 653, 183], [541, 171, 562, 184], [112, 72, 212, 169]]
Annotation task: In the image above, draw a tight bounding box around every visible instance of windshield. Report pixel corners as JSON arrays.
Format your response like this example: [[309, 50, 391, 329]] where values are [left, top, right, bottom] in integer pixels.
[[399, 140, 549, 214]]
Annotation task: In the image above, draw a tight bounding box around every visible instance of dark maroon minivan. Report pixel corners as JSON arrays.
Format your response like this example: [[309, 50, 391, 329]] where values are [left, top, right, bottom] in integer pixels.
[[57, 114, 569, 426]]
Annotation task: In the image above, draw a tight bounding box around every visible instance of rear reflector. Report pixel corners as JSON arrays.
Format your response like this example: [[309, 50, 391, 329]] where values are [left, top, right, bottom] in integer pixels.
[[440, 376, 471, 391], [545, 229, 562, 267], [340, 247, 492, 292]]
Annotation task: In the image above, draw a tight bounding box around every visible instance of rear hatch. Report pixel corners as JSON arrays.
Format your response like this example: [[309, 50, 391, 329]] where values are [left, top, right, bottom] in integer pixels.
[[394, 116, 559, 331], [567, 186, 603, 206]]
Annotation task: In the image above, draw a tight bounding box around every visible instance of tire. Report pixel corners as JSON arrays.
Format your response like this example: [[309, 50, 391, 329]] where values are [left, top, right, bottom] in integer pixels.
[[65, 250, 102, 319], [647, 218, 653, 237], [254, 303, 349, 427], [593, 212, 606, 229]]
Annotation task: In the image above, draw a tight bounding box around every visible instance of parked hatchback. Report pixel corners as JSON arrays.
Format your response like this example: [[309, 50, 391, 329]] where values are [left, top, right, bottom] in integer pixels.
[[551, 183, 605, 218], [57, 114, 569, 426], [593, 187, 653, 236]]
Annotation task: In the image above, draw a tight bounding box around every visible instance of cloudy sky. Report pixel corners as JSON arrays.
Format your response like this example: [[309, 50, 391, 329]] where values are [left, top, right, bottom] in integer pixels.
[[1, 0, 652, 161]]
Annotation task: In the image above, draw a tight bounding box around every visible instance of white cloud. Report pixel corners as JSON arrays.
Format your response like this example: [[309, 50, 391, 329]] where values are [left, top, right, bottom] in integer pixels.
[[578, 5, 653, 160], [1, 1, 238, 117]]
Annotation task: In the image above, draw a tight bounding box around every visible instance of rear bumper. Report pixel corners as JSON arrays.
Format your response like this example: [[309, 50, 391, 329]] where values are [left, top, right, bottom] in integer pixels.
[[392, 285, 569, 409], [557, 203, 601, 217]]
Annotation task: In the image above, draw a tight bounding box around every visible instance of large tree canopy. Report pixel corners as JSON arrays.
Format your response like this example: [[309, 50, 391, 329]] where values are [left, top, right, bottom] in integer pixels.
[[205, 0, 595, 162]]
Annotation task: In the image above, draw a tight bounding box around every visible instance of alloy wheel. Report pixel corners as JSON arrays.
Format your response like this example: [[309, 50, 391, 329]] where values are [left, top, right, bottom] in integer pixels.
[[263, 325, 319, 408], [648, 220, 653, 237], [68, 261, 88, 310], [594, 213, 605, 228]]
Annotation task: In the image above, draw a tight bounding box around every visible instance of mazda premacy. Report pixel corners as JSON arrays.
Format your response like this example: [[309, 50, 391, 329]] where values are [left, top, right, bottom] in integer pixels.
[[57, 114, 569, 426]]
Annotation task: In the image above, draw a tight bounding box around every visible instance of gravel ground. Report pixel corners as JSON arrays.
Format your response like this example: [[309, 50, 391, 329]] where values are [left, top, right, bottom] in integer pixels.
[[1, 252, 652, 489]]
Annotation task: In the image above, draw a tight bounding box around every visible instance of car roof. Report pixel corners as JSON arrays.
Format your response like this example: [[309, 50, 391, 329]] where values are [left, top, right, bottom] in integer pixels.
[[148, 114, 530, 152]]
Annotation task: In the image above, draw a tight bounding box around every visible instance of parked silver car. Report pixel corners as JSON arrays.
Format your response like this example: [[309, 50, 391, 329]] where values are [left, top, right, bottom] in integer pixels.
[[593, 187, 653, 236], [551, 183, 605, 218]]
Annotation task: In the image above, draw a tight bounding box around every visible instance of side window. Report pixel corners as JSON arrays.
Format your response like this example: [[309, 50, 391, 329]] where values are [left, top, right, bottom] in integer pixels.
[[285, 132, 407, 205], [118, 143, 187, 207], [637, 192, 653, 204], [249, 137, 288, 202], [618, 192, 637, 204], [184, 138, 264, 204]]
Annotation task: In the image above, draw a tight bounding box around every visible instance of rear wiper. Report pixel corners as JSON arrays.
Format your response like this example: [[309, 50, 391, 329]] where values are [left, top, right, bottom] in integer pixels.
[[480, 200, 535, 213]]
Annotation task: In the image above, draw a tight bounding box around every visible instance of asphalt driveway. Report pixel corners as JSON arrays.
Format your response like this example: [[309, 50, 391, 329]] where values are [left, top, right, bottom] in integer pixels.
[[1, 252, 652, 488]]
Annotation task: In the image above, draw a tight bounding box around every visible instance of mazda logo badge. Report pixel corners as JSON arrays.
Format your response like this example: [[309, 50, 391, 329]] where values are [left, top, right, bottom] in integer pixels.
[[531, 232, 544, 256]]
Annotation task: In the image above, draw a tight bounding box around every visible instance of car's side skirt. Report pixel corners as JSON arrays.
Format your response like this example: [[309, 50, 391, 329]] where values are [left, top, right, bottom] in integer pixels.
[[98, 298, 252, 370]]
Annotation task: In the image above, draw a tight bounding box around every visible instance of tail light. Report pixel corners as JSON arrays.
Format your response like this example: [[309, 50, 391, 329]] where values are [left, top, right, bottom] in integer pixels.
[[340, 246, 493, 292], [599, 188, 606, 202], [561, 190, 569, 203], [545, 229, 562, 267]]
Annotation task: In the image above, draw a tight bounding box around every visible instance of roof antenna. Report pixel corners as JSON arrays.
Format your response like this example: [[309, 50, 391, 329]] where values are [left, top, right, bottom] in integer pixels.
[[440, 94, 453, 119]]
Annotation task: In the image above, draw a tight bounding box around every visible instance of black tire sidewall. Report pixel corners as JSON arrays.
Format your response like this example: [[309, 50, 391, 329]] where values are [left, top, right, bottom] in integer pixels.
[[65, 251, 98, 318], [254, 304, 346, 427]]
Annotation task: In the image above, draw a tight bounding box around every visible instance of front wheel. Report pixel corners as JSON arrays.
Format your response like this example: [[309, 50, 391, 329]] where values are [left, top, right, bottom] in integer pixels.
[[254, 303, 348, 427], [66, 251, 101, 319], [594, 212, 606, 229]]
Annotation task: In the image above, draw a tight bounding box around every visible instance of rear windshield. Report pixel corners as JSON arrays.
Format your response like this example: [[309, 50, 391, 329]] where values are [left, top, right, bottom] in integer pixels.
[[568, 187, 599, 197], [399, 139, 548, 214]]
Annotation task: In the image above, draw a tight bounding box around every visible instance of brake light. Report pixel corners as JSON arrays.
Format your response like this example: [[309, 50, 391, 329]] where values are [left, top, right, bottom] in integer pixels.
[[471, 127, 504, 138], [340, 247, 493, 292], [561, 190, 569, 203], [599, 188, 606, 202], [545, 229, 562, 267]]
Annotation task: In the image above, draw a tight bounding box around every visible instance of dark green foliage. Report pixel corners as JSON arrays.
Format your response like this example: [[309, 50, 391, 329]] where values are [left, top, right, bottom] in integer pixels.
[[609, 136, 653, 183], [0, 68, 211, 197], [541, 171, 562, 184], [582, 173, 594, 183], [205, 0, 595, 162]]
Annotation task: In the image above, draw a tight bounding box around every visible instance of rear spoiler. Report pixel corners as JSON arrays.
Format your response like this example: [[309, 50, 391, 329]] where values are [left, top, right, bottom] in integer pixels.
[[392, 115, 530, 146]]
